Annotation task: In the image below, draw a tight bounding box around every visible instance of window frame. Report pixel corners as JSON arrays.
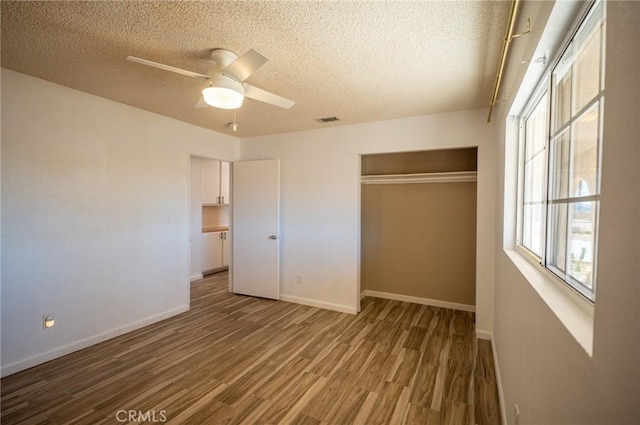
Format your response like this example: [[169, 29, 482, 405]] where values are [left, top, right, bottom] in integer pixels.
[[515, 0, 604, 304]]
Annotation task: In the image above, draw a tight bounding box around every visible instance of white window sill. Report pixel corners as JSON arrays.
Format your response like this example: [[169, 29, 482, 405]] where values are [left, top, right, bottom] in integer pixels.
[[504, 249, 594, 356]]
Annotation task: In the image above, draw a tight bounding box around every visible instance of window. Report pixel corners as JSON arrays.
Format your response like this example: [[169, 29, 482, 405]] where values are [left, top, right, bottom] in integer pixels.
[[517, 0, 604, 302]]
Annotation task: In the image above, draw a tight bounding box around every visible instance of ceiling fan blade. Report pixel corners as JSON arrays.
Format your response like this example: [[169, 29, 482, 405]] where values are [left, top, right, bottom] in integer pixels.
[[194, 96, 209, 108], [244, 83, 295, 109], [223, 49, 268, 82], [126, 56, 210, 80]]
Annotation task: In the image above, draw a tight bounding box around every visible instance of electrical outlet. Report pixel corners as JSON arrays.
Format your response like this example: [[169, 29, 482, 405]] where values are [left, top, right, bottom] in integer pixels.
[[515, 403, 520, 425], [295, 274, 303, 285], [43, 314, 55, 328]]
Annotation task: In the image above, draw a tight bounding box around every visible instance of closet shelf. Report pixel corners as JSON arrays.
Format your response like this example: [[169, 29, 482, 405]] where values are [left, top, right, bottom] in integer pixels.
[[360, 171, 477, 185]]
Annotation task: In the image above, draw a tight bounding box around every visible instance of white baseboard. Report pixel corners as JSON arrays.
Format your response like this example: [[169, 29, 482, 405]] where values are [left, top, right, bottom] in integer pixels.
[[476, 330, 492, 340], [491, 336, 508, 425], [360, 291, 366, 300], [279, 294, 357, 315], [362, 290, 475, 312], [190, 273, 204, 282], [1, 305, 190, 378]]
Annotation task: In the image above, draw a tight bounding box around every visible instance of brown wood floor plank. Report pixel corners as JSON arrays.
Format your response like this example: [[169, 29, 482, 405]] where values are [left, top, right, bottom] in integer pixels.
[[410, 360, 439, 409], [474, 376, 502, 425], [339, 340, 377, 374], [214, 359, 280, 406], [354, 349, 394, 392], [475, 339, 502, 425], [324, 384, 369, 425], [365, 380, 406, 425], [289, 412, 323, 425], [403, 403, 432, 425], [390, 348, 421, 387], [444, 359, 473, 404], [306, 342, 350, 378], [252, 356, 311, 400], [475, 339, 496, 379], [302, 368, 355, 420], [258, 372, 321, 424], [351, 391, 379, 425], [404, 326, 429, 351]]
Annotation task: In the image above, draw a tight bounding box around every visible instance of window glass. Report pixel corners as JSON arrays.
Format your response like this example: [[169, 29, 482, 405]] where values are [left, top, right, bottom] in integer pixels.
[[573, 13, 602, 114], [571, 104, 599, 196], [568, 201, 596, 288], [554, 66, 572, 128], [548, 203, 568, 273]]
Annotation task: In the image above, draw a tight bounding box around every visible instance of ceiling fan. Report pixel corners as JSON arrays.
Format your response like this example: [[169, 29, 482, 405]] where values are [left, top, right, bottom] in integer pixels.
[[126, 48, 295, 110]]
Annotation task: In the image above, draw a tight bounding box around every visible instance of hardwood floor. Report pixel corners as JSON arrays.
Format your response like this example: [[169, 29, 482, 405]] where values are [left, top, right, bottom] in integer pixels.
[[1, 272, 501, 425]]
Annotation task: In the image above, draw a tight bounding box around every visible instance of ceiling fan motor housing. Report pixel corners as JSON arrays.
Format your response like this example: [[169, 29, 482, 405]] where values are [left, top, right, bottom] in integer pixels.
[[210, 49, 238, 70]]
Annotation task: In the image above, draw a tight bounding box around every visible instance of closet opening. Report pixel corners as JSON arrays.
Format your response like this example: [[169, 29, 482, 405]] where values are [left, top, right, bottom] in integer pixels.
[[360, 147, 478, 312]]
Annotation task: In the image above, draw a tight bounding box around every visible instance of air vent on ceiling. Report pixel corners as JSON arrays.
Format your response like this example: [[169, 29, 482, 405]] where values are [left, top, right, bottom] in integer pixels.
[[315, 116, 340, 123]]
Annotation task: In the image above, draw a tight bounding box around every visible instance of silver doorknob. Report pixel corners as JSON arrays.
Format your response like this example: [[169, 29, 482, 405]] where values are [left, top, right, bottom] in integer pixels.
[[269, 235, 278, 240]]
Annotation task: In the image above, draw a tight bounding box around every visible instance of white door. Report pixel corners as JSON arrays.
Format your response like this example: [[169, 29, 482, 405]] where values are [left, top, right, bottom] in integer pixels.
[[232, 159, 280, 299]]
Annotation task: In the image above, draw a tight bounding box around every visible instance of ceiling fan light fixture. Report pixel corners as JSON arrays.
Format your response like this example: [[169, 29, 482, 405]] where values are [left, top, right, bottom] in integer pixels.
[[202, 76, 244, 109]]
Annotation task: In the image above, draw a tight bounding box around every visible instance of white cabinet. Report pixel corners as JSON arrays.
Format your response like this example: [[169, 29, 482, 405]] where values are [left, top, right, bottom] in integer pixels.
[[202, 232, 223, 272], [201, 230, 230, 273], [201, 160, 230, 205], [201, 160, 220, 205]]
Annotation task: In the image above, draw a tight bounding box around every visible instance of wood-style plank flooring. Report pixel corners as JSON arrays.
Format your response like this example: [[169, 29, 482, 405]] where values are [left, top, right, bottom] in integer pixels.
[[1, 272, 501, 425]]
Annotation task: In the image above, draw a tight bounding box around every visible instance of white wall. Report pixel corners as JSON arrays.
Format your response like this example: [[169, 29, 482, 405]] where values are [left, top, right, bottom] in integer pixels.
[[1, 69, 239, 376], [492, 2, 640, 423], [240, 109, 496, 331]]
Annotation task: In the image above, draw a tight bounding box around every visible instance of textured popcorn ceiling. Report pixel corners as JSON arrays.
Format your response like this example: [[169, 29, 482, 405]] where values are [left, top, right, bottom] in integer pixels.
[[1, 1, 510, 137]]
